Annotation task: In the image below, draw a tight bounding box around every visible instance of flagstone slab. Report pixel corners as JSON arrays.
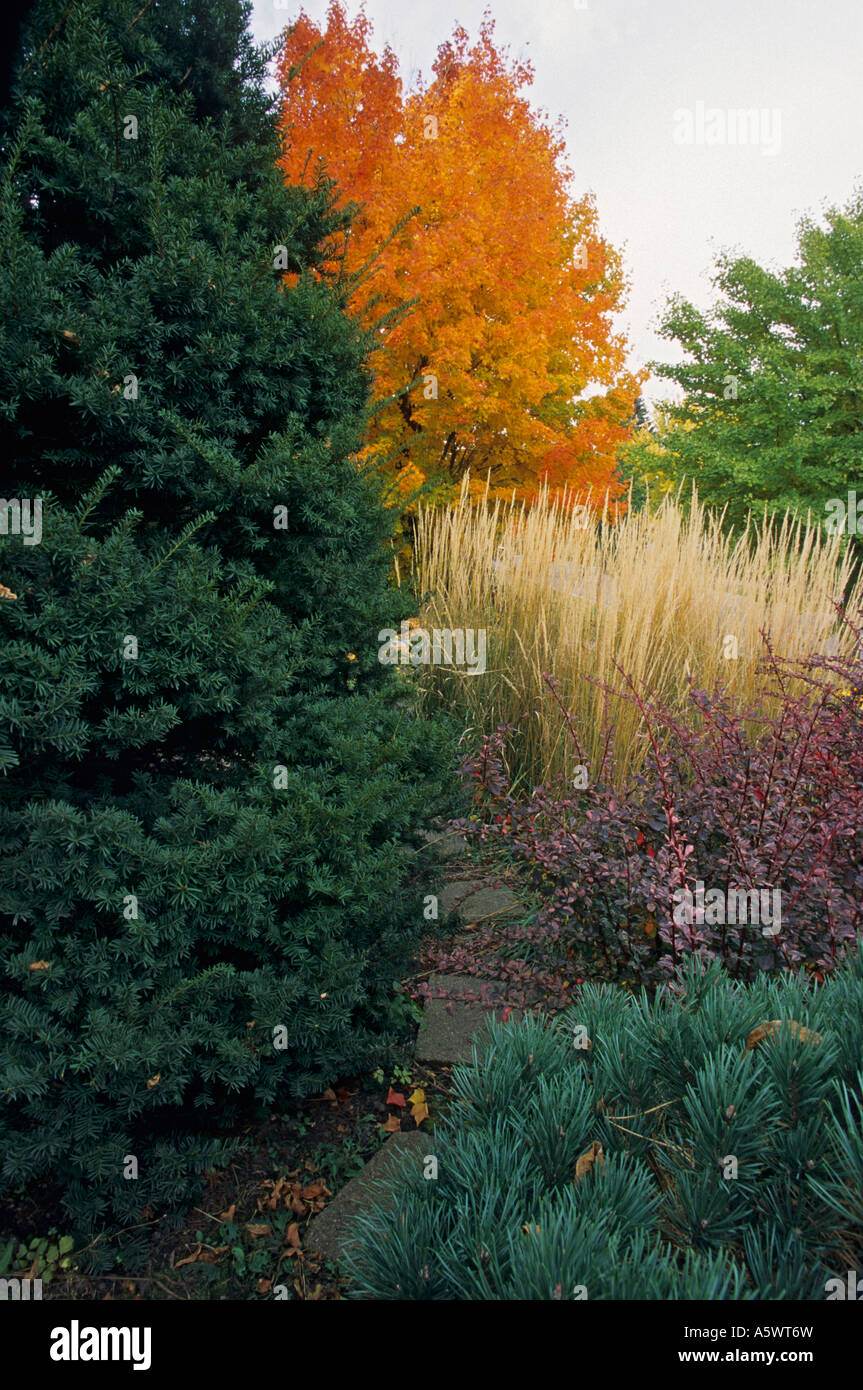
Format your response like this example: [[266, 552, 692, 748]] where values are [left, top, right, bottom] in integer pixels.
[[438, 880, 524, 923], [437, 879, 488, 916], [416, 828, 471, 859], [414, 972, 523, 1063], [307, 1131, 435, 1264]]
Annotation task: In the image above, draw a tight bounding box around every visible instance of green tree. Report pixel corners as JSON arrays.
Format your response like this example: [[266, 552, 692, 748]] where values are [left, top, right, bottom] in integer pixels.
[[0, 0, 454, 1243], [627, 191, 863, 547]]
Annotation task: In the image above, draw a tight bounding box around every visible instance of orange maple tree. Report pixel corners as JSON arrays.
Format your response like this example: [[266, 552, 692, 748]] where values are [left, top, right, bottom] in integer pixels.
[[276, 3, 643, 505]]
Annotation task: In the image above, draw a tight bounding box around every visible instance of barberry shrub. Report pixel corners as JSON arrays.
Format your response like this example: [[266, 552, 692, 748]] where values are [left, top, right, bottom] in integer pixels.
[[457, 623, 863, 997], [344, 953, 863, 1299], [0, 0, 455, 1242]]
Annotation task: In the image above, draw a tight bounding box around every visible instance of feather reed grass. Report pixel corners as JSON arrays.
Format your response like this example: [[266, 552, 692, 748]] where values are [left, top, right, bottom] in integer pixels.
[[407, 478, 861, 790]]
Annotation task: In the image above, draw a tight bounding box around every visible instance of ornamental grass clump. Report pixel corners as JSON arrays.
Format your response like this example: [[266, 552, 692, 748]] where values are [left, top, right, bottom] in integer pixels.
[[412, 476, 861, 791], [343, 953, 863, 1300]]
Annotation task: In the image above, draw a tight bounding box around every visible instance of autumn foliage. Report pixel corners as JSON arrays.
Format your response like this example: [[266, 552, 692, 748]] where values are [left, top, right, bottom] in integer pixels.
[[276, 3, 643, 504]]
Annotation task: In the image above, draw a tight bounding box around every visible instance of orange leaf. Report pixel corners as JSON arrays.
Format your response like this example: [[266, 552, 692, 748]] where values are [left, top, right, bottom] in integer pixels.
[[246, 1224, 271, 1239], [174, 1244, 204, 1269], [285, 1223, 302, 1249], [574, 1141, 605, 1183], [197, 1245, 228, 1266], [29, 961, 51, 971], [301, 1183, 331, 1201], [382, 1114, 401, 1133], [410, 1101, 430, 1127], [745, 1020, 823, 1052]]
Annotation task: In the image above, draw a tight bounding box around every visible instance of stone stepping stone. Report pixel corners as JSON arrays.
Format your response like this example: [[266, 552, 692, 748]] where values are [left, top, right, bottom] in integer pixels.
[[438, 880, 523, 925], [415, 972, 523, 1064], [415, 827, 470, 860], [306, 1131, 435, 1264]]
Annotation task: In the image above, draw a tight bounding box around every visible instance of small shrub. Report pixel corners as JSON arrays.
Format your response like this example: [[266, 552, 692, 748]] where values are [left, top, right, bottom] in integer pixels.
[[457, 620, 863, 989], [343, 953, 863, 1300]]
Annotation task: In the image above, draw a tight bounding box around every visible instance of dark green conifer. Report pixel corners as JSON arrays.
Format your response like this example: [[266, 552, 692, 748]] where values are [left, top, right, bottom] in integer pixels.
[[0, 0, 454, 1239]]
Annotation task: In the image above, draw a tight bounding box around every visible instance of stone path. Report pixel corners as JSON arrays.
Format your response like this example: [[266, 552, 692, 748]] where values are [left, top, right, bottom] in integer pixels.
[[414, 973, 524, 1062], [304, 1131, 431, 1265], [306, 827, 530, 1266]]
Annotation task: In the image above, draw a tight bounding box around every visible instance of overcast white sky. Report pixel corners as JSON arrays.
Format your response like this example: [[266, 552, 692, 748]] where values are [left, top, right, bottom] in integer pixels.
[[251, 0, 863, 405]]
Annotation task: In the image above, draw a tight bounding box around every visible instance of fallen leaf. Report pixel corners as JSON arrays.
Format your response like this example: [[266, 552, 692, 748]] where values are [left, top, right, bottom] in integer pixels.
[[320, 1088, 337, 1102], [386, 1087, 406, 1107], [145, 1073, 160, 1089], [246, 1224, 271, 1239], [29, 961, 51, 971], [410, 1101, 429, 1127], [285, 1223, 302, 1248], [301, 1183, 330, 1201], [197, 1245, 228, 1265], [574, 1140, 605, 1183], [303, 1159, 318, 1173], [219, 1204, 236, 1223], [745, 1019, 823, 1052], [257, 1278, 273, 1295], [382, 1114, 401, 1133], [174, 1244, 204, 1269], [407, 1088, 426, 1106]]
